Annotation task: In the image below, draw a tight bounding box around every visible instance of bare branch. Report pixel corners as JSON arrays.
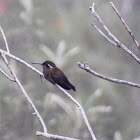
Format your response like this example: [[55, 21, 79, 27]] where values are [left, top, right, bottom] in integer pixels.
[[0, 67, 15, 81], [55, 84, 97, 140], [0, 26, 10, 53], [78, 62, 140, 88], [36, 131, 81, 140], [0, 48, 43, 76], [1, 53, 15, 78], [92, 23, 117, 46], [90, 3, 140, 64], [110, 2, 140, 50]]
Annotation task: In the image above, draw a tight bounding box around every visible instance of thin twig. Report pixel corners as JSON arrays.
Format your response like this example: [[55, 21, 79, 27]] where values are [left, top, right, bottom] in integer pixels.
[[36, 131, 81, 140], [55, 84, 97, 140], [90, 3, 120, 46], [78, 62, 140, 88], [1, 53, 15, 78], [0, 66, 15, 81], [92, 23, 117, 46], [0, 48, 43, 76], [0, 26, 10, 53], [0, 26, 42, 75], [90, 3, 140, 64], [110, 2, 140, 50]]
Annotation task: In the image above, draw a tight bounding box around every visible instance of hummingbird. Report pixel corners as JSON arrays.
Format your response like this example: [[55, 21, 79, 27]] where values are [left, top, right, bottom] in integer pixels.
[[32, 60, 76, 92]]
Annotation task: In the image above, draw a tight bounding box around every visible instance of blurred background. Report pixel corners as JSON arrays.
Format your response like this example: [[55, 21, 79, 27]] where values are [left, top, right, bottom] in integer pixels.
[[0, 0, 140, 140]]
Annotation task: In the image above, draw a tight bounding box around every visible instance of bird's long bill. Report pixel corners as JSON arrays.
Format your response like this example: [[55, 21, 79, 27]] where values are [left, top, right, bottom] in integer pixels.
[[32, 63, 42, 65]]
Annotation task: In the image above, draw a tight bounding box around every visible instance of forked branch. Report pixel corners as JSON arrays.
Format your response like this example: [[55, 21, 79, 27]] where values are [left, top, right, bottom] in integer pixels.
[[90, 3, 140, 64]]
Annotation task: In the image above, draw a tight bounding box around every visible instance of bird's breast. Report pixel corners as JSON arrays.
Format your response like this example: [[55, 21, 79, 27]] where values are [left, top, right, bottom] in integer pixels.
[[43, 68, 56, 84]]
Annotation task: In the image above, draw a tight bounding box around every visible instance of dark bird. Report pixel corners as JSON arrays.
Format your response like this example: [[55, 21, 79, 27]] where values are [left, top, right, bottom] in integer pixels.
[[32, 60, 76, 92]]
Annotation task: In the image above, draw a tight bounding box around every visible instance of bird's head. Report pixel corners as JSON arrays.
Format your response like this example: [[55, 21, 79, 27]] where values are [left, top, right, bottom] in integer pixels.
[[41, 61, 56, 69], [32, 60, 56, 70]]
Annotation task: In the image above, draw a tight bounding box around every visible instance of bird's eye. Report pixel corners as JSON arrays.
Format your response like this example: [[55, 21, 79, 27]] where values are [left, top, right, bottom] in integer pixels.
[[46, 65, 49, 68]]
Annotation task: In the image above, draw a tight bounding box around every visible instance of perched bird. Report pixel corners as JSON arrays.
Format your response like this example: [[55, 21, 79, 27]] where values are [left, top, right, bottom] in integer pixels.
[[32, 60, 76, 92]]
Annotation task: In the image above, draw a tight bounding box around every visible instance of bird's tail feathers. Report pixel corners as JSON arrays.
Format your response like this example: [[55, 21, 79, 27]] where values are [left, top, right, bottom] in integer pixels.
[[68, 83, 76, 92]]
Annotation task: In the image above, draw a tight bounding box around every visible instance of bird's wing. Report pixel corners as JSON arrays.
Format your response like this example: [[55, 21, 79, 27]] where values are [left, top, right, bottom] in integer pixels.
[[50, 68, 76, 91], [50, 68, 68, 82], [49, 68, 69, 88]]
